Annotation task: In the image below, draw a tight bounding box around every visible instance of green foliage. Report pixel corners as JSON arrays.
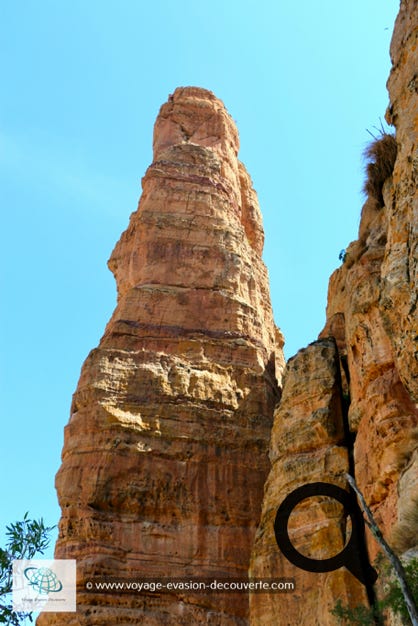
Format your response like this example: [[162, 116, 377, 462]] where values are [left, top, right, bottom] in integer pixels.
[[380, 558, 418, 623], [331, 557, 418, 625], [0, 513, 55, 625], [331, 599, 377, 625]]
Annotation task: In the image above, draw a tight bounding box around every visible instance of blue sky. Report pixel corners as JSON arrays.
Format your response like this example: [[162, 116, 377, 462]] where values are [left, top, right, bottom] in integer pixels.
[[1, 0, 398, 578]]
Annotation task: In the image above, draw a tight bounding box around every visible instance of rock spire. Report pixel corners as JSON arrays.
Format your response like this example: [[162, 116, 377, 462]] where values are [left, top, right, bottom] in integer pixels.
[[38, 87, 284, 625]]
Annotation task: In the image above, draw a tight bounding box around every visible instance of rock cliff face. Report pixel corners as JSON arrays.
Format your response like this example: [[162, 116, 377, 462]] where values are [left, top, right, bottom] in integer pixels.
[[37, 87, 284, 625], [249, 339, 369, 626], [250, 2, 418, 624], [38, 3, 417, 625]]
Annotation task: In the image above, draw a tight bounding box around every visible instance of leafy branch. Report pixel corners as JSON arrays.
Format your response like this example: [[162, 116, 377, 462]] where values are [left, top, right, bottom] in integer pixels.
[[0, 514, 55, 625]]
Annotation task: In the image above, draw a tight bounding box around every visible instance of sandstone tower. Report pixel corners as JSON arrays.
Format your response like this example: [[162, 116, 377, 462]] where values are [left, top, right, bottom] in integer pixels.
[[38, 87, 284, 625]]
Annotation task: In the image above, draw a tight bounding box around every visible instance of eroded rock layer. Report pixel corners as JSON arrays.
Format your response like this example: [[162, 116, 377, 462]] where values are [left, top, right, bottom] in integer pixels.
[[250, 2, 418, 624], [38, 87, 284, 625], [250, 340, 368, 625]]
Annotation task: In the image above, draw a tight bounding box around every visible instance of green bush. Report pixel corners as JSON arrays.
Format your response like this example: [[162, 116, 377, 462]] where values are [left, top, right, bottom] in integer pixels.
[[0, 513, 55, 625], [381, 557, 418, 623], [332, 599, 377, 625], [331, 557, 418, 625]]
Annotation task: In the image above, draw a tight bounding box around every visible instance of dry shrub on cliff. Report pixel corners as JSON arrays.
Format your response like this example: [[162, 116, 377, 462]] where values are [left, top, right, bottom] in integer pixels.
[[363, 132, 397, 207]]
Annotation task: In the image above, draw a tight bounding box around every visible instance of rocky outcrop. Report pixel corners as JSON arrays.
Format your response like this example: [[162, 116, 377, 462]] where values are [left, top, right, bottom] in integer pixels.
[[322, 0, 418, 562], [379, 0, 418, 568], [250, 1, 418, 624], [250, 339, 368, 625], [37, 3, 418, 625], [37, 87, 284, 625], [383, 0, 418, 404]]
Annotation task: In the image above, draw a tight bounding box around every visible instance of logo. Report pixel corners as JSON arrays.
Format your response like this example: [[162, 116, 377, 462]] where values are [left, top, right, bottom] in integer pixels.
[[24, 566, 63, 594], [13, 559, 76, 612]]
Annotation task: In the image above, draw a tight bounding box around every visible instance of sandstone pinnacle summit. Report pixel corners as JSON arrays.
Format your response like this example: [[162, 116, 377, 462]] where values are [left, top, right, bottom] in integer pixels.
[[37, 87, 285, 625]]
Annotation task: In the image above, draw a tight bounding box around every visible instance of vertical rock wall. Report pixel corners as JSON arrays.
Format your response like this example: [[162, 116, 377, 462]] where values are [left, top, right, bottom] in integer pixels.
[[38, 87, 284, 625], [250, 339, 368, 625], [250, 2, 418, 624]]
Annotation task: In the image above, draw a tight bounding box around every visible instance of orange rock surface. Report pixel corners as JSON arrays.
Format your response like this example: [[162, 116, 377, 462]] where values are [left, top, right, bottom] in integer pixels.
[[250, 2, 418, 624], [249, 340, 368, 625], [37, 87, 284, 625], [37, 3, 418, 625]]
